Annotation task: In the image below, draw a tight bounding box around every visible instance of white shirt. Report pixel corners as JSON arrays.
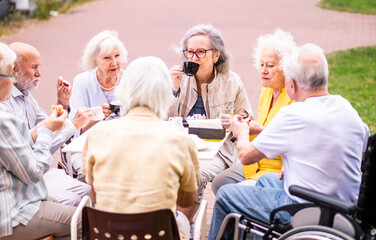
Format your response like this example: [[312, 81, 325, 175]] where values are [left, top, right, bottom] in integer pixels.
[[253, 95, 369, 204], [68, 69, 124, 120]]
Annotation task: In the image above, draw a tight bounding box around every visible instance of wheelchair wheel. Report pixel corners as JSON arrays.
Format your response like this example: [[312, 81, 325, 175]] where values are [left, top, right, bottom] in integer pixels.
[[278, 225, 354, 240]]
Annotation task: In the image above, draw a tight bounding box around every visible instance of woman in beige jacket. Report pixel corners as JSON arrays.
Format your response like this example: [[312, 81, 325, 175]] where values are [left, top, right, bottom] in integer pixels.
[[169, 23, 253, 230], [169, 24, 252, 119]]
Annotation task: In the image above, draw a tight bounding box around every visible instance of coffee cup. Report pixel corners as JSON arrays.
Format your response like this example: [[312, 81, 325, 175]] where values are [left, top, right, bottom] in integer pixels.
[[109, 100, 121, 116], [92, 106, 105, 121], [169, 117, 185, 131], [183, 61, 199, 76]]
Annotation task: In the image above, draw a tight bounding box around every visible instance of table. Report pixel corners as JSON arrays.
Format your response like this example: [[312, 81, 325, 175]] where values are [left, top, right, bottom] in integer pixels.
[[62, 121, 229, 176]]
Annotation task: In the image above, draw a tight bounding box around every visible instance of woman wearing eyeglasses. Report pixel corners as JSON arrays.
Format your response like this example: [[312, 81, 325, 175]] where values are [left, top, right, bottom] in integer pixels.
[[168, 23, 253, 229], [169, 23, 252, 119]]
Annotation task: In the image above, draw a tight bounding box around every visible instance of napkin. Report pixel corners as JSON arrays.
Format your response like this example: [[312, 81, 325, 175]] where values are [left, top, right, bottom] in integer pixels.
[[186, 119, 222, 129]]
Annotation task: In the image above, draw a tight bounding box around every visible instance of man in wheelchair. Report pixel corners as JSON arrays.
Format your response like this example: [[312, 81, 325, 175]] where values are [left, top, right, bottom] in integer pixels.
[[208, 43, 370, 240]]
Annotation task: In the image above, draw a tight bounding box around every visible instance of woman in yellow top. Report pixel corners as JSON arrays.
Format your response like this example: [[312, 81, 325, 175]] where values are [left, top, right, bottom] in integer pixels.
[[211, 29, 296, 194]]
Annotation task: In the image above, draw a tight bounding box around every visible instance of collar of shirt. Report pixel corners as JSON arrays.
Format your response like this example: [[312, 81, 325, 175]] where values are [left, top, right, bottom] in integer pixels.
[[125, 107, 160, 120], [11, 86, 29, 99]]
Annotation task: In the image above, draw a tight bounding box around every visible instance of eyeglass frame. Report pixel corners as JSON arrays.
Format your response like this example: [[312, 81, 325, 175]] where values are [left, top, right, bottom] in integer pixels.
[[183, 49, 214, 59], [0, 74, 13, 78]]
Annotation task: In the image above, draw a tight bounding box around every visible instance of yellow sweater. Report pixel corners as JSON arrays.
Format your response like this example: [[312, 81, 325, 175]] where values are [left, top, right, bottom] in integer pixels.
[[243, 87, 293, 179]]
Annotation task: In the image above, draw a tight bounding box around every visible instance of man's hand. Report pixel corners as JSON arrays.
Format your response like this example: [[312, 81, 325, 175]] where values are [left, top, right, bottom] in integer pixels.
[[44, 109, 67, 132], [71, 107, 95, 130], [231, 115, 266, 165], [248, 120, 265, 135], [56, 76, 72, 109], [230, 115, 249, 140]]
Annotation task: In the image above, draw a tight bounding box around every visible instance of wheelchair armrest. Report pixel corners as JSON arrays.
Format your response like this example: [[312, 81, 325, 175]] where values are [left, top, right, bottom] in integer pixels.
[[289, 185, 356, 215], [270, 203, 316, 223]]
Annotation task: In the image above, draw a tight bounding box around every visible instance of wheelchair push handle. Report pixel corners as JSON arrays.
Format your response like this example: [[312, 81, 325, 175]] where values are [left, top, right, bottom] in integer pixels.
[[289, 185, 356, 215]]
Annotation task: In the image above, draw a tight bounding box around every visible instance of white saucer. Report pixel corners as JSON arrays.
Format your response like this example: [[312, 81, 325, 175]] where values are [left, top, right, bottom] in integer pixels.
[[189, 134, 209, 151]]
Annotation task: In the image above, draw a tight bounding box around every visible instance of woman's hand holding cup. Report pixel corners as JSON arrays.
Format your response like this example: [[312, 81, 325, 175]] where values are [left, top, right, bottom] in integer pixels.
[[219, 106, 234, 132], [100, 103, 112, 119], [169, 65, 184, 93]]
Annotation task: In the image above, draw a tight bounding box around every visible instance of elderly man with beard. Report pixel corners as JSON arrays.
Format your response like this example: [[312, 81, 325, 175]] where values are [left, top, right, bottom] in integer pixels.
[[0, 42, 94, 206]]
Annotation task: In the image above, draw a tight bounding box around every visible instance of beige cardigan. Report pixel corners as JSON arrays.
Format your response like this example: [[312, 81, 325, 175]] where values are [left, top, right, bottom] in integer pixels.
[[168, 70, 253, 119]]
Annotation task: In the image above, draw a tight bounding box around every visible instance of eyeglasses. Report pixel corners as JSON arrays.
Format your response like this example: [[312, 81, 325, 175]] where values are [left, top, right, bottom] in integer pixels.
[[0, 74, 13, 78], [183, 49, 213, 59]]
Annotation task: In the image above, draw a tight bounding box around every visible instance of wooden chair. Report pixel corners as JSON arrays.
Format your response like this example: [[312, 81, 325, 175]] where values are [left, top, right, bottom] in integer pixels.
[[71, 196, 207, 240], [37, 235, 53, 240]]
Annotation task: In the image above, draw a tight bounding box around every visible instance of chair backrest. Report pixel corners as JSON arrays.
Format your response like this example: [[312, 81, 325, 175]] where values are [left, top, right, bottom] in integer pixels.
[[193, 199, 207, 240], [82, 207, 180, 240], [357, 134, 376, 226]]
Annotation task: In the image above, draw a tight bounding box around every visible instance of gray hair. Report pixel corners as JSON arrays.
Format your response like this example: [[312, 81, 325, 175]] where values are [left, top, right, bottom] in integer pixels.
[[176, 24, 231, 74], [282, 43, 329, 91], [81, 30, 128, 71], [253, 29, 296, 71], [116, 56, 173, 119], [0, 42, 16, 75]]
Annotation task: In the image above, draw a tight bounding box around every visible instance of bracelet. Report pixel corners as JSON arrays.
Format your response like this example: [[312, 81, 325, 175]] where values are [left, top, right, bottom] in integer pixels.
[[57, 102, 71, 114], [66, 104, 71, 114]]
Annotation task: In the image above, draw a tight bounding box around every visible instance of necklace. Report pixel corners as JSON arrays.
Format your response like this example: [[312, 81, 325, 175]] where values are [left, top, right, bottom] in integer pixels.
[[96, 68, 120, 91]]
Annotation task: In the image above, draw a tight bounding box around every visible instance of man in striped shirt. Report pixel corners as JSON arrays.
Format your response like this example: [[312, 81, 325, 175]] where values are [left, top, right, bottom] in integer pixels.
[[0, 43, 80, 239], [0, 42, 94, 206]]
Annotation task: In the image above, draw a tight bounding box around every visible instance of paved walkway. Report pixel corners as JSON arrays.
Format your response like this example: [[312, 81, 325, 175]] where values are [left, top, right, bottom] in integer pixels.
[[1, 0, 375, 237]]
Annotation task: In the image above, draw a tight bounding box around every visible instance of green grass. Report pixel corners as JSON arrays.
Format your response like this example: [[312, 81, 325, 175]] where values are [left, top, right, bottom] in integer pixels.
[[317, 0, 376, 15], [33, 0, 95, 20], [0, 0, 95, 37], [327, 46, 376, 134]]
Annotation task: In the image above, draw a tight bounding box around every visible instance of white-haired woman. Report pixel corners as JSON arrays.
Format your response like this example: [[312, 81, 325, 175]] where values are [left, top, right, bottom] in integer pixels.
[[169, 23, 252, 119], [0, 43, 78, 239], [81, 56, 199, 239], [69, 29, 128, 125], [211, 29, 296, 194], [68, 30, 127, 178]]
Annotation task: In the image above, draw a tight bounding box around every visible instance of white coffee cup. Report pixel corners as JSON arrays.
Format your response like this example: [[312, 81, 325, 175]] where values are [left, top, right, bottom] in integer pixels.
[[169, 117, 184, 131], [92, 106, 105, 121]]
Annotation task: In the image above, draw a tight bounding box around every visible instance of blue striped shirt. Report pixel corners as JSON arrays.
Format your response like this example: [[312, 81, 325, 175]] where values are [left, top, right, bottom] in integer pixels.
[[0, 108, 53, 238], [0, 86, 77, 154]]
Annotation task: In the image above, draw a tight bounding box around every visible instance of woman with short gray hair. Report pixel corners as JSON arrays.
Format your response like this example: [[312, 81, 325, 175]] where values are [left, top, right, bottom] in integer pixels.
[[69, 30, 128, 123], [169, 23, 253, 229], [67, 30, 128, 179]]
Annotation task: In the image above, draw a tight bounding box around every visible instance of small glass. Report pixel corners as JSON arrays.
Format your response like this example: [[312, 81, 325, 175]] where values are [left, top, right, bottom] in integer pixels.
[[219, 106, 234, 132]]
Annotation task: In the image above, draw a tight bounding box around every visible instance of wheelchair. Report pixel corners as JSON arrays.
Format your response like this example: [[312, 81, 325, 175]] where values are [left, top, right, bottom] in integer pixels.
[[216, 134, 376, 240]]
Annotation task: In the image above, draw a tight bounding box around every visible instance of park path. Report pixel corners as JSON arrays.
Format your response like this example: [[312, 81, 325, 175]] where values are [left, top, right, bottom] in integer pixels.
[[1, 0, 375, 236], [1, 0, 375, 111]]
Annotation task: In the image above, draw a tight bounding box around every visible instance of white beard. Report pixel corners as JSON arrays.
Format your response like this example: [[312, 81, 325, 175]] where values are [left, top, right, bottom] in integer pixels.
[[14, 71, 40, 92]]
